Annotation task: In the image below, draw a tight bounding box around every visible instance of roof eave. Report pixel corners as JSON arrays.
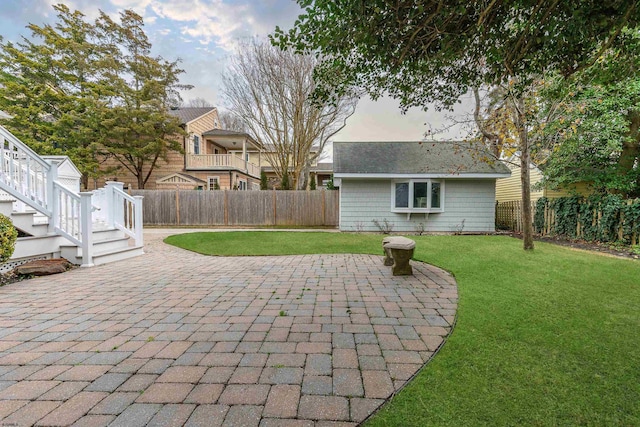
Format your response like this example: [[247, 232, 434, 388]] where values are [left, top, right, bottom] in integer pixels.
[[333, 172, 511, 179]]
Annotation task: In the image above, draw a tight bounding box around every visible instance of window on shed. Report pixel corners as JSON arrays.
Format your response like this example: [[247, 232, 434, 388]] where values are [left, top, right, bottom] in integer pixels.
[[392, 179, 444, 213], [395, 182, 409, 208]]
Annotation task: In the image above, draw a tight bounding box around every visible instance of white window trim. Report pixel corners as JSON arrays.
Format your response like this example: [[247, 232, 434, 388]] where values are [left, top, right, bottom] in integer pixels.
[[390, 179, 445, 213], [208, 176, 219, 190]]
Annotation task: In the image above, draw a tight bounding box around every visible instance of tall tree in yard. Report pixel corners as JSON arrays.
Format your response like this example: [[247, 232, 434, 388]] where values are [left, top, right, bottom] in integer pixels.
[[222, 40, 356, 190], [274, 1, 639, 249], [98, 10, 190, 189], [0, 5, 190, 190], [0, 4, 112, 188]]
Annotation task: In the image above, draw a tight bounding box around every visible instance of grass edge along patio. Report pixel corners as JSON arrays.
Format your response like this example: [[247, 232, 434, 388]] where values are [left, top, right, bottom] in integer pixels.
[[166, 231, 640, 427]]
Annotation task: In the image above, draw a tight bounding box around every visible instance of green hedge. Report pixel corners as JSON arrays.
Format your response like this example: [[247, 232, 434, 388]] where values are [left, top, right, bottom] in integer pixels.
[[0, 214, 17, 264], [534, 195, 640, 244]]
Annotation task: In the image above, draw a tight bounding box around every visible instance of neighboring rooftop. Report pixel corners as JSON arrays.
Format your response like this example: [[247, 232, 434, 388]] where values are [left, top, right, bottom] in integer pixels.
[[168, 107, 216, 124], [315, 162, 333, 172], [334, 141, 511, 175]]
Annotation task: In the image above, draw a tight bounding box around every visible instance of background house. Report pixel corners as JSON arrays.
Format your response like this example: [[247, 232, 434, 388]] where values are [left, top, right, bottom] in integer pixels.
[[334, 141, 511, 232], [495, 156, 592, 202], [99, 107, 264, 190], [250, 144, 331, 189]]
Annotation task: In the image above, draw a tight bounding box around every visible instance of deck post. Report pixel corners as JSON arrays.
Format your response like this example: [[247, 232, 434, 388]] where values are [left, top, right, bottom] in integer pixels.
[[79, 192, 94, 267], [46, 163, 58, 234]]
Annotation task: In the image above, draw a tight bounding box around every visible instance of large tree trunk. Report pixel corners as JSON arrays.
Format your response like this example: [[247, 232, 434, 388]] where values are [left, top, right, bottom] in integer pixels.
[[620, 112, 640, 189], [515, 96, 534, 250], [137, 171, 145, 189]]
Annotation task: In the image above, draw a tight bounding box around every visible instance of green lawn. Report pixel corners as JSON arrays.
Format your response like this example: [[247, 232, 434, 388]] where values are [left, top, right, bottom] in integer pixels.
[[165, 232, 640, 426]]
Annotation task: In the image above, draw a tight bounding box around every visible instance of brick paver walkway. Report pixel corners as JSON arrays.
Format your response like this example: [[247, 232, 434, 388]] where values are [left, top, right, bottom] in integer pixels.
[[0, 230, 457, 426]]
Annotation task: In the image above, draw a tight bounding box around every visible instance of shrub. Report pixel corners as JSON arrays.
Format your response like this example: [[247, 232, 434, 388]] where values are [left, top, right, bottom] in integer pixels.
[[309, 174, 316, 190], [0, 214, 17, 264], [326, 175, 335, 190]]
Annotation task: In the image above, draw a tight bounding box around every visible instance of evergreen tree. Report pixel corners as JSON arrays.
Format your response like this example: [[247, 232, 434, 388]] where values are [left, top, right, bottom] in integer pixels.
[[97, 10, 190, 189], [280, 173, 290, 190], [260, 170, 268, 190], [0, 5, 112, 188], [0, 5, 191, 189]]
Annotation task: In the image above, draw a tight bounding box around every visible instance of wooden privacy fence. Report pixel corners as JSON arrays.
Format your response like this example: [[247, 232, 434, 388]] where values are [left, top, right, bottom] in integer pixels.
[[495, 200, 535, 233], [534, 196, 640, 245], [130, 190, 339, 227], [497, 197, 640, 245]]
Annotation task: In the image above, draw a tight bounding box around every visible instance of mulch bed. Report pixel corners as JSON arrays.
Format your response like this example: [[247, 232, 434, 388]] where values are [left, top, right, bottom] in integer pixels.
[[0, 259, 77, 287], [501, 231, 640, 260], [0, 271, 29, 287]]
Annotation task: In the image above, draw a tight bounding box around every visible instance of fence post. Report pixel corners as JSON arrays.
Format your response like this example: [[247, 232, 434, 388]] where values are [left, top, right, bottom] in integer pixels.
[[79, 192, 94, 267], [46, 163, 58, 234], [175, 189, 180, 225], [322, 190, 326, 225], [103, 181, 117, 228], [272, 190, 277, 226], [224, 190, 228, 226]]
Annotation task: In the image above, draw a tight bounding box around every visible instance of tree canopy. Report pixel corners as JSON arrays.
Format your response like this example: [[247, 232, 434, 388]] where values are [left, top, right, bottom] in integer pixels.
[[540, 28, 640, 198], [0, 5, 189, 189], [274, 1, 638, 109], [274, 0, 640, 249], [222, 39, 356, 190]]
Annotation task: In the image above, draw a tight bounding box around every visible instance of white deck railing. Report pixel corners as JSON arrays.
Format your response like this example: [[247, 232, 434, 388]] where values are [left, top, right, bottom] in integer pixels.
[[92, 182, 143, 247], [0, 126, 54, 216], [0, 125, 143, 266]]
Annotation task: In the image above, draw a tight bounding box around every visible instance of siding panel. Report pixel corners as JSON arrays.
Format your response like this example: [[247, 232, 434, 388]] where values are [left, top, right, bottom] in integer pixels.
[[340, 179, 497, 232]]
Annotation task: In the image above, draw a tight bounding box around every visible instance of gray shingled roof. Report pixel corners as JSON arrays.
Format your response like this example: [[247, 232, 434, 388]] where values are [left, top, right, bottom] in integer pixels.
[[202, 129, 247, 137], [315, 162, 333, 172], [168, 107, 216, 124], [334, 141, 510, 175]]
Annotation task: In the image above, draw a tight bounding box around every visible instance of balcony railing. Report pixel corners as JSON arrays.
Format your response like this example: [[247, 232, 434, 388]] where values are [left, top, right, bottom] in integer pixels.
[[186, 154, 261, 177]]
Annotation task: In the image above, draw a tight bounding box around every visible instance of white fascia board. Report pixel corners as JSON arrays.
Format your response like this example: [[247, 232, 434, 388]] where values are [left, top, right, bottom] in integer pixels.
[[334, 172, 511, 179]]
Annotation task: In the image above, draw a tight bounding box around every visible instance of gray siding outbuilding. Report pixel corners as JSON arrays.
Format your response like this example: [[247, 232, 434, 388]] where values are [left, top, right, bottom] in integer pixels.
[[333, 141, 510, 233]]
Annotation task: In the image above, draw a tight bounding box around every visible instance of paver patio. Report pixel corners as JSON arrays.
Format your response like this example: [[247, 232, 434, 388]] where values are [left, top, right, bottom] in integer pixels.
[[0, 230, 458, 426]]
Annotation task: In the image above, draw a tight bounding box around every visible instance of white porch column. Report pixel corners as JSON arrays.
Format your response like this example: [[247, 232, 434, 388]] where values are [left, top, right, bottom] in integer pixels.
[[79, 192, 94, 267], [104, 181, 120, 228], [242, 138, 247, 171]]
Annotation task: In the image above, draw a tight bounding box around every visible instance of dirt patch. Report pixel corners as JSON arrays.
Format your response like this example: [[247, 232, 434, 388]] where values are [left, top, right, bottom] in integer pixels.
[[0, 271, 29, 287], [500, 231, 640, 260], [1, 259, 77, 287]]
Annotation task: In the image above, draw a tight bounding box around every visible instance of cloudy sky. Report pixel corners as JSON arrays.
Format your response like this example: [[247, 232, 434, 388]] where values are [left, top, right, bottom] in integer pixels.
[[0, 0, 472, 142]]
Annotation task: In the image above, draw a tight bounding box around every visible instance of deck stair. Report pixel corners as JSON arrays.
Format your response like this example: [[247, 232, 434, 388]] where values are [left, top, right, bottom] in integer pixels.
[[0, 125, 144, 268]]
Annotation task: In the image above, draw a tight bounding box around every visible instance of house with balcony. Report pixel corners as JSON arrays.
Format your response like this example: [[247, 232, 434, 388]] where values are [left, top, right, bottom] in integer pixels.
[[100, 107, 264, 190], [163, 108, 263, 190]]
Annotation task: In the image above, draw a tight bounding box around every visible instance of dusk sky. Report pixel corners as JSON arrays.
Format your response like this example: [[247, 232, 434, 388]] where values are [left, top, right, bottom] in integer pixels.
[[0, 0, 472, 145]]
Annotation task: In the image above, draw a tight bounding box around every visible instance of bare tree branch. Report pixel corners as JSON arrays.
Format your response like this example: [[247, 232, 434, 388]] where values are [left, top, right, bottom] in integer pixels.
[[222, 39, 357, 189]]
